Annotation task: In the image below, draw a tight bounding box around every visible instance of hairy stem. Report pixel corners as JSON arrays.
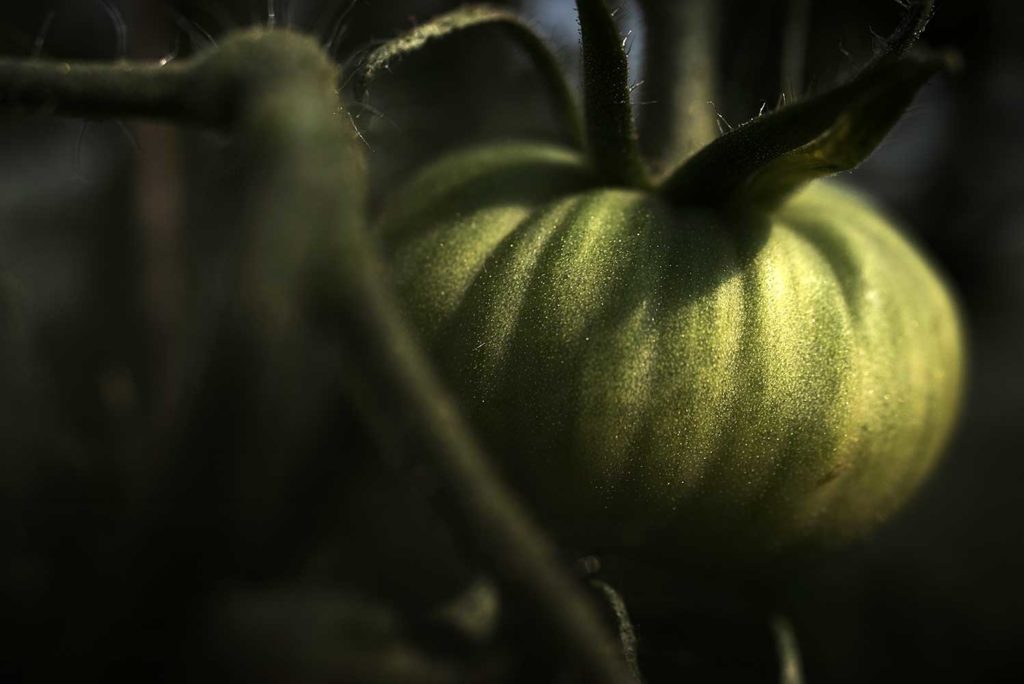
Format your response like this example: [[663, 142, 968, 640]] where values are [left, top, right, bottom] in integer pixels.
[[636, 0, 719, 172], [590, 579, 643, 682], [577, 0, 649, 187], [353, 5, 585, 150], [0, 59, 220, 124]]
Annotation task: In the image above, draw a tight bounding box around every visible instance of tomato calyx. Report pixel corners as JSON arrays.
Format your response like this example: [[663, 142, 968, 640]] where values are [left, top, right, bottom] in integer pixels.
[[355, 0, 952, 211], [658, 2, 954, 211], [660, 48, 955, 212]]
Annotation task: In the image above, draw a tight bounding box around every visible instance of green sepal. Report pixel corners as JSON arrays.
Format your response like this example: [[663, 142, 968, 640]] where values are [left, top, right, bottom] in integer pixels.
[[576, 0, 650, 188], [351, 5, 585, 150], [660, 1, 947, 210]]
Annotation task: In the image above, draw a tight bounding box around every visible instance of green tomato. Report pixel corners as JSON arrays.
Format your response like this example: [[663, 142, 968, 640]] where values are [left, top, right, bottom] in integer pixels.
[[378, 141, 964, 563]]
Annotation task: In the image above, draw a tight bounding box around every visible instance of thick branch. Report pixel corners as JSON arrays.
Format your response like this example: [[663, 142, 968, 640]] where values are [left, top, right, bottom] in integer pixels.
[[227, 33, 634, 684], [0, 28, 635, 684]]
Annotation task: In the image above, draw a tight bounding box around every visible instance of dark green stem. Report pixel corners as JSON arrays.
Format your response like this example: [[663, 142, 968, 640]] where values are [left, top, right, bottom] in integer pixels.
[[352, 5, 585, 150], [636, 0, 719, 172], [0, 29, 635, 684], [576, 0, 649, 187], [0, 59, 220, 124]]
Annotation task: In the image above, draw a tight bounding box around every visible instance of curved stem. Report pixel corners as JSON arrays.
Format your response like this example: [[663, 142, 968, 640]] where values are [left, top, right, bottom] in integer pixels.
[[636, 0, 719, 172], [882, 0, 936, 60], [576, 0, 650, 188], [352, 5, 585, 150], [590, 579, 643, 683], [0, 29, 635, 684]]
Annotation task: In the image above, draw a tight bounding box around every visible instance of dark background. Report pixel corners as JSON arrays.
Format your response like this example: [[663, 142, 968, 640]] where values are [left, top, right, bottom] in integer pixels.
[[0, 1, 1021, 682]]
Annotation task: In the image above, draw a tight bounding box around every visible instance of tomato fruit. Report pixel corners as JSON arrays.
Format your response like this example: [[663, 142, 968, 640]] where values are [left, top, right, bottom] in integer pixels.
[[365, 0, 963, 563], [378, 141, 963, 561]]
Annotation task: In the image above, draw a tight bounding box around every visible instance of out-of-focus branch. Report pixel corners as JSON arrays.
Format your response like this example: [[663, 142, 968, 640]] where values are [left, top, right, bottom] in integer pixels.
[[0, 29, 636, 684], [0, 58, 216, 124]]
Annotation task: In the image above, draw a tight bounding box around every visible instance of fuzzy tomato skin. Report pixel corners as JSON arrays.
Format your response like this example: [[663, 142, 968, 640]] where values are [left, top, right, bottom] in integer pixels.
[[378, 142, 964, 562]]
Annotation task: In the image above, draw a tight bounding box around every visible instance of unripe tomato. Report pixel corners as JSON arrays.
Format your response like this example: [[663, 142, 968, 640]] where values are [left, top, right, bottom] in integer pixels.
[[378, 141, 963, 563]]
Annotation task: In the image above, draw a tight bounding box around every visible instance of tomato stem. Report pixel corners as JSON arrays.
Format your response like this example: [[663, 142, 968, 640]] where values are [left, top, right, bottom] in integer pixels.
[[576, 0, 650, 188], [636, 0, 720, 174], [0, 58, 216, 124], [590, 578, 644, 682], [882, 0, 937, 60], [351, 5, 586, 151]]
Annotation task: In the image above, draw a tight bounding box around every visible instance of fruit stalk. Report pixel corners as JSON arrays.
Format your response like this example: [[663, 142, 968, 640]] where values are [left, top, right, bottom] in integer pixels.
[[577, 0, 650, 187]]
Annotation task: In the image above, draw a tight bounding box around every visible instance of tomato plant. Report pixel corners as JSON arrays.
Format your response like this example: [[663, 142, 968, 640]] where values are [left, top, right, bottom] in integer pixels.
[[366, 0, 964, 563], [0, 0, 972, 680]]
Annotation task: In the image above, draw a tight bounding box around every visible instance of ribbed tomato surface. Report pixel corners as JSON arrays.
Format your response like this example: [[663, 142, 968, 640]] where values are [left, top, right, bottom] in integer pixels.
[[379, 142, 963, 561]]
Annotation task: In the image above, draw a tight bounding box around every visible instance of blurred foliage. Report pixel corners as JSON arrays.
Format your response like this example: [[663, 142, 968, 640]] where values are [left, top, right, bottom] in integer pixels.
[[0, 1, 1021, 682]]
